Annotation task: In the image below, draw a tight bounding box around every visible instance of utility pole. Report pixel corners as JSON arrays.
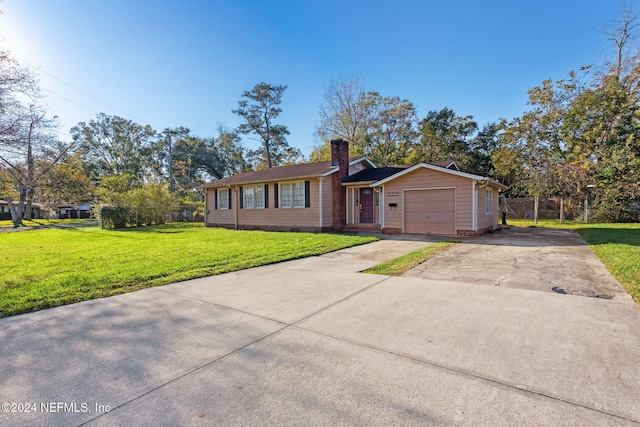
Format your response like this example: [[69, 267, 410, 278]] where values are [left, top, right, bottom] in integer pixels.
[[168, 133, 174, 194]]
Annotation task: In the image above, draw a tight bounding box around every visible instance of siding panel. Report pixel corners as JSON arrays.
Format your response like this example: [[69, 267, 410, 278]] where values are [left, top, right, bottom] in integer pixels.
[[206, 188, 235, 225], [236, 179, 322, 228], [321, 177, 334, 227], [477, 187, 499, 231]]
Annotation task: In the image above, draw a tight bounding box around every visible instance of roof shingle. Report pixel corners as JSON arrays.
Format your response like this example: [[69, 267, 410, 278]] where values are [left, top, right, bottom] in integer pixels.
[[342, 167, 408, 183], [200, 161, 336, 188]]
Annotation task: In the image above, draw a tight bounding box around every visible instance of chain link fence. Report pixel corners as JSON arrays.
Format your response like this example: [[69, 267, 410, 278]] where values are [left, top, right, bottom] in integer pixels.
[[504, 197, 585, 221], [99, 205, 204, 229]]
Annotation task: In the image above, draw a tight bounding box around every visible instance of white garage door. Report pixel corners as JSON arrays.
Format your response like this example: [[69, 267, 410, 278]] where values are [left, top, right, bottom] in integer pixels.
[[404, 189, 456, 234]]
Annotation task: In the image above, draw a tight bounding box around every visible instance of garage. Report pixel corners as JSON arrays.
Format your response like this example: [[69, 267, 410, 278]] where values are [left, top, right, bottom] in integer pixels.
[[404, 188, 456, 234]]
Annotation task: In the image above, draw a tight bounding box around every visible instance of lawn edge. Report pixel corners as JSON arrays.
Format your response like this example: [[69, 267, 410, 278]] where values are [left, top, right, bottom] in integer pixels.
[[362, 242, 457, 276]]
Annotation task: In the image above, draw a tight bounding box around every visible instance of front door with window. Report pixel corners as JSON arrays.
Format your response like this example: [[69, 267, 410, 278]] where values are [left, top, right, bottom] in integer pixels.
[[359, 188, 374, 223]]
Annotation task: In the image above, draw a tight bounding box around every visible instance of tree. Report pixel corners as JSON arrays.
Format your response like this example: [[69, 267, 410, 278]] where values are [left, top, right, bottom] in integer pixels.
[[313, 74, 371, 159], [406, 108, 478, 167], [214, 125, 250, 176], [0, 66, 73, 227], [497, 5, 640, 221], [159, 126, 249, 197], [313, 79, 419, 166], [98, 182, 175, 228], [466, 122, 501, 177], [0, 51, 36, 141], [0, 50, 76, 226], [493, 5, 640, 222], [38, 151, 94, 213], [309, 142, 332, 162], [232, 82, 301, 169], [358, 92, 418, 166], [491, 142, 527, 196], [71, 113, 158, 188], [499, 75, 588, 200], [588, 5, 640, 221]]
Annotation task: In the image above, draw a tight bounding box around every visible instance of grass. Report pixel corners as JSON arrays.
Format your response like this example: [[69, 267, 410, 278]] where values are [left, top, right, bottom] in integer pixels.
[[508, 218, 640, 302], [363, 242, 458, 276], [0, 223, 377, 317], [0, 218, 96, 228], [507, 218, 586, 229]]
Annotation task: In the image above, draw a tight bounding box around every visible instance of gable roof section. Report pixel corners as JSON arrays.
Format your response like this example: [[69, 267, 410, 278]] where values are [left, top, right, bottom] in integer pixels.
[[429, 160, 459, 170], [348, 156, 376, 169], [372, 163, 508, 190]]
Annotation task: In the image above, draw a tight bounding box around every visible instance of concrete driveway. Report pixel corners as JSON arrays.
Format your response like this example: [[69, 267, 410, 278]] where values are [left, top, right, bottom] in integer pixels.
[[403, 227, 633, 301], [1, 231, 639, 426]]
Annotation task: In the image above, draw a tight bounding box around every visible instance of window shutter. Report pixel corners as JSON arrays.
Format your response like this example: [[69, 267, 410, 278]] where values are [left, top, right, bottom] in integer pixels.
[[214, 189, 218, 209], [274, 183, 279, 208], [304, 180, 311, 208], [228, 189, 232, 208], [264, 184, 269, 208], [239, 186, 243, 209]]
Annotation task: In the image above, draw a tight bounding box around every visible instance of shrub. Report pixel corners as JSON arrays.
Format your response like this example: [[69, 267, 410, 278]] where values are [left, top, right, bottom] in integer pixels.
[[99, 184, 177, 228], [592, 188, 640, 223]]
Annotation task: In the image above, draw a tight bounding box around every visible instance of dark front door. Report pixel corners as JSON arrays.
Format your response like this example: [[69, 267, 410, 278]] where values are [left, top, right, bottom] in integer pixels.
[[359, 188, 374, 223]]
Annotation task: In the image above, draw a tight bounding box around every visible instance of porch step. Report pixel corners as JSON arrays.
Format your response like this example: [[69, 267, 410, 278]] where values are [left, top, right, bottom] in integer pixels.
[[341, 223, 382, 232]]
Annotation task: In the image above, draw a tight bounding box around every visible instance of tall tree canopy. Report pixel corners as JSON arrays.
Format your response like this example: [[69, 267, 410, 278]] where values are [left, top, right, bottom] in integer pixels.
[[313, 76, 419, 166], [233, 82, 301, 169], [407, 107, 478, 167], [159, 126, 249, 197], [0, 51, 74, 226], [357, 92, 418, 166], [314, 74, 371, 153], [496, 5, 640, 221], [38, 151, 94, 210], [71, 113, 158, 189]]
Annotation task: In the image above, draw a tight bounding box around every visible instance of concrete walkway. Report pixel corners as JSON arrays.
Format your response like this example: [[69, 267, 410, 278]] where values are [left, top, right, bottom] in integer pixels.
[[1, 235, 639, 426]]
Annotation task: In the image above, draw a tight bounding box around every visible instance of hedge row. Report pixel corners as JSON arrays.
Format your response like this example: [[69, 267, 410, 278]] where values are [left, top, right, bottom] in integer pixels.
[[100, 206, 170, 229]]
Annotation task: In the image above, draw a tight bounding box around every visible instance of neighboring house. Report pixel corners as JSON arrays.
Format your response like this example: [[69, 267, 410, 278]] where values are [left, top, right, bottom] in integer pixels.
[[0, 200, 43, 220], [201, 139, 508, 236], [56, 203, 93, 219]]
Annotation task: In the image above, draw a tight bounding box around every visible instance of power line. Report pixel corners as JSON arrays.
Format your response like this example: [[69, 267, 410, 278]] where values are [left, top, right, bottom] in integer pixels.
[[53, 129, 74, 140], [41, 88, 101, 116], [14, 55, 158, 128]]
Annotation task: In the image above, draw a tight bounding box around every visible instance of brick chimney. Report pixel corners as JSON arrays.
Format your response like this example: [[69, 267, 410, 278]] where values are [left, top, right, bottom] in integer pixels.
[[331, 139, 349, 229]]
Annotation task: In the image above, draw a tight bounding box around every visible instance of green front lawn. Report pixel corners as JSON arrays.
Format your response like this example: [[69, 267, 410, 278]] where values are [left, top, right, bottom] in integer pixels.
[[508, 219, 640, 302], [0, 218, 96, 228], [0, 223, 377, 317]]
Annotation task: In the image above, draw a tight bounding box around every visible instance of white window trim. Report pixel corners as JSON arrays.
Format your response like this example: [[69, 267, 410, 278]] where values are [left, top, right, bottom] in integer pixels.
[[218, 188, 230, 210], [485, 189, 493, 214], [279, 180, 305, 208], [244, 185, 265, 209]]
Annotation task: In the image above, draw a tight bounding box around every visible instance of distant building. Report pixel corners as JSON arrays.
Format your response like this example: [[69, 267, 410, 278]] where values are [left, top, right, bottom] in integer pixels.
[[56, 203, 93, 219], [0, 200, 43, 220]]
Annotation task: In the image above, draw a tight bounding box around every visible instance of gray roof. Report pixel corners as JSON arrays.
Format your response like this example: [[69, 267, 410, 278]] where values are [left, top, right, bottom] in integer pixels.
[[342, 167, 409, 183]]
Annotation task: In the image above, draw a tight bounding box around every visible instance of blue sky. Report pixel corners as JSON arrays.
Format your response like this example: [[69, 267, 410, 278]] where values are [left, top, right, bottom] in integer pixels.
[[0, 0, 627, 157]]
